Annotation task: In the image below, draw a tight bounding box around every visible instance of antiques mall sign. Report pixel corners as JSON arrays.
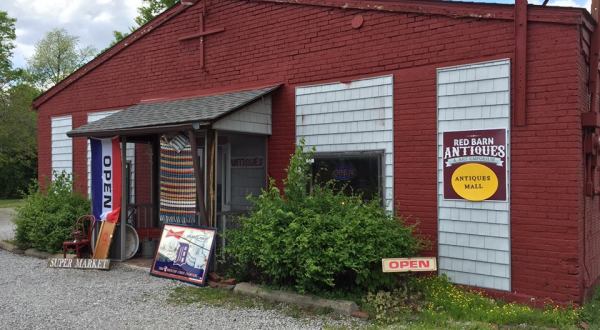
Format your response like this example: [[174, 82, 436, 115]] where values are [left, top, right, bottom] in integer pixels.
[[443, 129, 507, 201]]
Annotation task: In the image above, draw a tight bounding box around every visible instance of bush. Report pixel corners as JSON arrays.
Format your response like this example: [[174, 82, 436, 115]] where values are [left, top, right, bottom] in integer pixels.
[[226, 142, 423, 293], [581, 286, 600, 328], [14, 172, 90, 253]]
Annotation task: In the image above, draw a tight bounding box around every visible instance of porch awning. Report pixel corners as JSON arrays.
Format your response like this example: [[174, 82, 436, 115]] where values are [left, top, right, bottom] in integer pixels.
[[67, 84, 280, 137]]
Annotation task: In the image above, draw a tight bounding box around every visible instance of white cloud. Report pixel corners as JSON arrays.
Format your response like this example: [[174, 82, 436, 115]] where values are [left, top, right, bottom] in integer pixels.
[[0, 0, 144, 68], [93, 12, 114, 24]]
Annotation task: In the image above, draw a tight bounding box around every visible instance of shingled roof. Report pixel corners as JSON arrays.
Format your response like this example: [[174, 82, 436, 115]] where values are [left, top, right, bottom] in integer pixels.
[[67, 85, 280, 137]]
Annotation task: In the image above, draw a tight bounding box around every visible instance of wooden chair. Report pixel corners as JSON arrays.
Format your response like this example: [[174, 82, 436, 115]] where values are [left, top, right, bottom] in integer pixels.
[[62, 215, 96, 258]]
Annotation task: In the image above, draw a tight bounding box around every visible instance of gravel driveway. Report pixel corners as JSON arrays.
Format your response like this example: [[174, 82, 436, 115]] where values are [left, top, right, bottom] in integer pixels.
[[0, 250, 353, 329]]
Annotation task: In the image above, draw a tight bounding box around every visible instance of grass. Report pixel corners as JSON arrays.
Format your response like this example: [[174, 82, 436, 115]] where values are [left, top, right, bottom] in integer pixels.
[[0, 199, 24, 208], [168, 277, 600, 330], [168, 286, 345, 321], [362, 276, 587, 329]]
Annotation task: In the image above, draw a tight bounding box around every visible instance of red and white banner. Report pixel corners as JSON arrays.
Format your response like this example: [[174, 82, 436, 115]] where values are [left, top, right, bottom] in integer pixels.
[[91, 138, 122, 223]]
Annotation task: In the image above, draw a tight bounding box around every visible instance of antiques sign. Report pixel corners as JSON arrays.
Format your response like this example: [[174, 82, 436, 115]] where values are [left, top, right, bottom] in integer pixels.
[[231, 157, 264, 168], [443, 129, 507, 201], [47, 258, 110, 270], [382, 257, 437, 273], [151, 224, 216, 286]]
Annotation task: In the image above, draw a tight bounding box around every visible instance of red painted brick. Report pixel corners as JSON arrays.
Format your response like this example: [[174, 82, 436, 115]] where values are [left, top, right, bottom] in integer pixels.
[[33, 1, 598, 304]]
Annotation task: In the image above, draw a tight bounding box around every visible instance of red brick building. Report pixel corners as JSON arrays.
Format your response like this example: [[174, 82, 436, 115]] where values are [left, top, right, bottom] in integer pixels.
[[33, 0, 600, 304]]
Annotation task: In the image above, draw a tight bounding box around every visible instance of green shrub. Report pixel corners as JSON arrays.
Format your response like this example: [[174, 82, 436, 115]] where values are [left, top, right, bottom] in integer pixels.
[[14, 171, 90, 253], [226, 141, 423, 293], [581, 286, 600, 328]]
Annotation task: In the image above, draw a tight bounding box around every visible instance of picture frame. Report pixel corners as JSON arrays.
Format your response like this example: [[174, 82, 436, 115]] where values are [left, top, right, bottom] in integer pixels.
[[150, 224, 216, 285]]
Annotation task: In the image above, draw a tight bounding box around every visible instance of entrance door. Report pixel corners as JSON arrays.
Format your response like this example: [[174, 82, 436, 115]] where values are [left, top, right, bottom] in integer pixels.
[[197, 147, 205, 225], [217, 144, 231, 212]]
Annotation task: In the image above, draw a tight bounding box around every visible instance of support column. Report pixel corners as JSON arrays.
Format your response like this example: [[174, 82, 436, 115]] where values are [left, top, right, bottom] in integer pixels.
[[189, 130, 208, 226], [120, 136, 127, 261], [206, 129, 217, 228], [152, 135, 160, 227]]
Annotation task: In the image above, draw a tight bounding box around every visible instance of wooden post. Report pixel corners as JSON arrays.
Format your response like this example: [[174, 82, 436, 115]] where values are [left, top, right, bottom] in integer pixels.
[[120, 137, 127, 261], [188, 130, 208, 226], [206, 129, 217, 228], [152, 135, 160, 228]]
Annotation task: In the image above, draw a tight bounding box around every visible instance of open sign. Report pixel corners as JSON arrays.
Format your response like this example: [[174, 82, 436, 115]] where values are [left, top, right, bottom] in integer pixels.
[[382, 257, 437, 273]]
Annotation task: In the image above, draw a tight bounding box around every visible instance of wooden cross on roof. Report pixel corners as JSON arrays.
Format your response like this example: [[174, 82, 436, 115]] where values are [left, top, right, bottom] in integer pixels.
[[178, 11, 224, 69]]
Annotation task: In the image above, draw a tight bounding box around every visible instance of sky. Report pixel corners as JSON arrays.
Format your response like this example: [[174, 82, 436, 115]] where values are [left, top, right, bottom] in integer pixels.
[[0, 0, 143, 68], [0, 0, 592, 69]]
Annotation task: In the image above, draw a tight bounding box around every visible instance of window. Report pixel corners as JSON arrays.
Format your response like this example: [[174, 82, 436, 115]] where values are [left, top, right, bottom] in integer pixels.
[[312, 152, 383, 202]]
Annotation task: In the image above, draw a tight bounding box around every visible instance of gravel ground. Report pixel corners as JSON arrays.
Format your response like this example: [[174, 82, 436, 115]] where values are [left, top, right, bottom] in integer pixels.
[[0, 208, 16, 241], [0, 250, 359, 329]]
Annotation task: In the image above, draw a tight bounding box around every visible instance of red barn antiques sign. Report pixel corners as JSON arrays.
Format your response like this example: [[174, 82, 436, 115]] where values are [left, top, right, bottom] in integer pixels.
[[382, 257, 437, 272], [443, 129, 507, 201]]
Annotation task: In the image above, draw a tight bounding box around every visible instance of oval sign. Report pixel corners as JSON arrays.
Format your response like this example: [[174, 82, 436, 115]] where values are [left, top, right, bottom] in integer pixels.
[[451, 163, 499, 201]]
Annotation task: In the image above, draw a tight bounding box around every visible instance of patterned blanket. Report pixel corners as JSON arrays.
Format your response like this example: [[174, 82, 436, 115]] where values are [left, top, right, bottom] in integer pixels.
[[159, 134, 197, 225]]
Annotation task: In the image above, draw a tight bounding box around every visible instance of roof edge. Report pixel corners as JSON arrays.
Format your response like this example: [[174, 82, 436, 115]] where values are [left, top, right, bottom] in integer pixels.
[[33, 0, 595, 110], [211, 84, 280, 123], [139, 82, 283, 104], [252, 0, 593, 25], [67, 123, 199, 138], [32, 1, 197, 110]]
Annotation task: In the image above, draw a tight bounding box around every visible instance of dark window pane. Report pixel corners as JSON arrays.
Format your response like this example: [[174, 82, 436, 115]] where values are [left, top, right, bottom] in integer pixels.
[[312, 153, 382, 202]]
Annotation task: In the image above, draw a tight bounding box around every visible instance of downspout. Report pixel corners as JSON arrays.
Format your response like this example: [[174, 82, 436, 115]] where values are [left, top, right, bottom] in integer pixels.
[[581, 0, 600, 295], [514, 0, 528, 127]]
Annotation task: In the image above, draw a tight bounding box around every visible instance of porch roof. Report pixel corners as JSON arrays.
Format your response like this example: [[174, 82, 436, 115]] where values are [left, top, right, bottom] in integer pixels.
[[67, 84, 280, 138]]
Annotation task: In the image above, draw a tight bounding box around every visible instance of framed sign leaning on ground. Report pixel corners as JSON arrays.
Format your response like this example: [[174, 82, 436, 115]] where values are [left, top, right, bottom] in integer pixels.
[[150, 224, 216, 285]]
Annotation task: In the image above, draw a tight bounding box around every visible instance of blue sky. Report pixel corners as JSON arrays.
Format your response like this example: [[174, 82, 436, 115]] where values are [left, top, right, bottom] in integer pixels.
[[0, 0, 591, 69], [472, 0, 587, 3]]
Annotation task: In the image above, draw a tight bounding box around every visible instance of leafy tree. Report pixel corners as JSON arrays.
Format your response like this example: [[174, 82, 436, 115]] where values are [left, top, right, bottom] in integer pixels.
[[0, 83, 40, 198], [27, 28, 96, 89], [110, 0, 178, 46], [0, 10, 38, 198], [0, 11, 16, 97], [135, 0, 179, 26]]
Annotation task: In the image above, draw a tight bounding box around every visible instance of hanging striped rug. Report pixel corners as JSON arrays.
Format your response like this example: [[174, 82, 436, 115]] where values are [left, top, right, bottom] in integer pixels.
[[159, 135, 197, 225]]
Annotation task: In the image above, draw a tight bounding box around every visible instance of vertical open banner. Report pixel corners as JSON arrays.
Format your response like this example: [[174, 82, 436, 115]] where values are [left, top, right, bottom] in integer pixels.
[[90, 137, 122, 223], [90, 137, 122, 259]]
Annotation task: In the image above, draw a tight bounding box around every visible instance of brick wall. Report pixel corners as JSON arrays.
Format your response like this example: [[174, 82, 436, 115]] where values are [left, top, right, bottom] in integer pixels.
[[510, 22, 583, 303], [580, 20, 600, 301], [35, 1, 594, 303]]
